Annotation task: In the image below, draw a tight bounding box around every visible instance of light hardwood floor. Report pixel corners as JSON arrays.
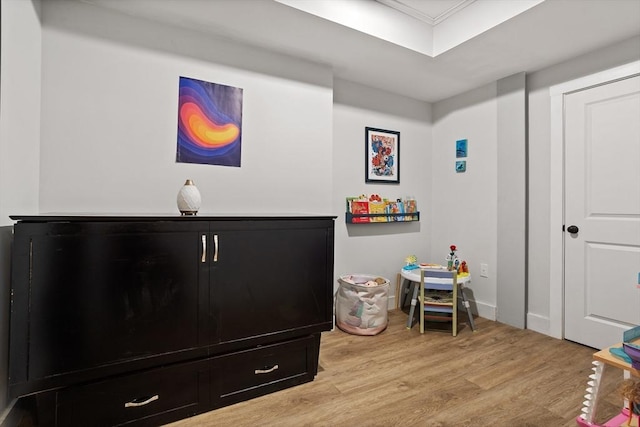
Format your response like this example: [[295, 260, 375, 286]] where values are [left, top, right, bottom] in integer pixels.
[[168, 310, 625, 427]]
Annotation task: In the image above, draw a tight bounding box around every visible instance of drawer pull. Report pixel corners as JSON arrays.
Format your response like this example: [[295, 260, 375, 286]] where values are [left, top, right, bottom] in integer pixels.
[[255, 365, 279, 374], [124, 394, 159, 408], [201, 234, 206, 263]]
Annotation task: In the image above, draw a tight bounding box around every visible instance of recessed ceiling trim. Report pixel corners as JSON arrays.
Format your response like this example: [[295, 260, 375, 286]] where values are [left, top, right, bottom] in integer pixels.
[[376, 0, 476, 26]]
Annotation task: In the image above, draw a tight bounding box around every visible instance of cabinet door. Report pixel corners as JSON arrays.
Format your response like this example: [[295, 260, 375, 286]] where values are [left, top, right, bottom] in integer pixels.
[[11, 221, 207, 388], [210, 220, 334, 344]]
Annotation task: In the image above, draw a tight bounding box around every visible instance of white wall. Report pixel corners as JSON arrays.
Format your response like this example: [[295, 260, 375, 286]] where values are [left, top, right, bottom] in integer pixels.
[[526, 35, 640, 336], [432, 83, 498, 320], [39, 0, 333, 215], [0, 0, 42, 410], [0, 0, 41, 225], [430, 36, 640, 328], [496, 72, 527, 328], [332, 79, 431, 307]]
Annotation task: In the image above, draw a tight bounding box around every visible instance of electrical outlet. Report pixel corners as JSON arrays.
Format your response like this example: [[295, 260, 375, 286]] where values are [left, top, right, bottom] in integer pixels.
[[480, 263, 489, 278]]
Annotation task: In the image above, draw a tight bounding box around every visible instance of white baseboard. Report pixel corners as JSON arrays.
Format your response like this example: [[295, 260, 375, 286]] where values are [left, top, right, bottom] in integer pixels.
[[386, 297, 555, 339], [474, 300, 496, 321], [526, 312, 551, 336], [0, 399, 24, 427], [386, 295, 396, 310], [389, 295, 497, 322], [0, 400, 14, 426]]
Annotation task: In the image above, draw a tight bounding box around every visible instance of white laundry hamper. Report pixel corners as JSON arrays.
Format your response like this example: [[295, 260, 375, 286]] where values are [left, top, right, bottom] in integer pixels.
[[335, 274, 389, 336]]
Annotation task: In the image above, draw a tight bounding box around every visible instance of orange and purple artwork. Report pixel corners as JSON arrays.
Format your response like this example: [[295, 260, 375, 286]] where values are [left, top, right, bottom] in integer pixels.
[[176, 77, 243, 167]]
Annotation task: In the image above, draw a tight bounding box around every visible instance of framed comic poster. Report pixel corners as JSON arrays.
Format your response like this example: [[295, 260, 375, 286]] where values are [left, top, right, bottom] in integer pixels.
[[365, 127, 400, 183]]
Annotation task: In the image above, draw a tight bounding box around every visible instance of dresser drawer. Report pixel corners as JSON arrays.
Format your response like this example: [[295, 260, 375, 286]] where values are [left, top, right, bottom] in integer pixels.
[[212, 334, 320, 407], [56, 360, 209, 427]]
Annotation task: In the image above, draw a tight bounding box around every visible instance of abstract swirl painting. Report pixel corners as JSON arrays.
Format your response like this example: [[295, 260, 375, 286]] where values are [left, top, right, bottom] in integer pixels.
[[176, 77, 243, 167]]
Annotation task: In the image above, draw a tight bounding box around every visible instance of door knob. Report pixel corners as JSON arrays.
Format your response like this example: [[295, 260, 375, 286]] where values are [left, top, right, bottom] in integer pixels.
[[567, 225, 579, 234]]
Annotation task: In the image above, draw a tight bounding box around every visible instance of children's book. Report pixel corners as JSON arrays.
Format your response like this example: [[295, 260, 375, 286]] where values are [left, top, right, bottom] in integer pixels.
[[369, 201, 386, 222], [389, 200, 404, 221], [350, 200, 370, 223], [346, 197, 358, 212], [404, 199, 417, 221]]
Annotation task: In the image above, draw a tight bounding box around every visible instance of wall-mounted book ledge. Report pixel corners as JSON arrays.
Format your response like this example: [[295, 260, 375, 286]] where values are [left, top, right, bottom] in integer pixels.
[[345, 194, 418, 224], [345, 212, 420, 224]]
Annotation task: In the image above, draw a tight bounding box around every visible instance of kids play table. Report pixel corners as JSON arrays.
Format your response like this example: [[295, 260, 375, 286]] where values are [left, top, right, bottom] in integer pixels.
[[399, 267, 475, 332]]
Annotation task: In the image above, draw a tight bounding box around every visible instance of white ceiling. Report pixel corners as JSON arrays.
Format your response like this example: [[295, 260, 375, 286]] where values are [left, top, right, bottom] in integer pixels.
[[376, 0, 475, 25], [80, 0, 640, 102]]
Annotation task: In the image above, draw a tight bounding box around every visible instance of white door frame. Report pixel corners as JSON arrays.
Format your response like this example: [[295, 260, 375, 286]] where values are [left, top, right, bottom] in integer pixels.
[[548, 61, 640, 339]]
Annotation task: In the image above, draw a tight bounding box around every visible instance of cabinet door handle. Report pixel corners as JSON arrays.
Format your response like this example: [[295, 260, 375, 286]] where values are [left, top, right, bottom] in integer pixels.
[[213, 234, 219, 262], [255, 364, 279, 374], [124, 394, 159, 408], [201, 234, 207, 263]]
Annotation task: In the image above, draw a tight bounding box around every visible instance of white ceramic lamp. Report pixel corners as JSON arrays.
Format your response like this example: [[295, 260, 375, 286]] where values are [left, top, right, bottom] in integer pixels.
[[177, 179, 202, 215]]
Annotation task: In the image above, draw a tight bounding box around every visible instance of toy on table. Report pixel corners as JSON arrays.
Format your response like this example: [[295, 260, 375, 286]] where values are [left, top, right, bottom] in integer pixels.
[[403, 255, 419, 270], [458, 260, 470, 277], [624, 342, 640, 370], [446, 245, 458, 271], [419, 263, 445, 269], [619, 379, 640, 426]]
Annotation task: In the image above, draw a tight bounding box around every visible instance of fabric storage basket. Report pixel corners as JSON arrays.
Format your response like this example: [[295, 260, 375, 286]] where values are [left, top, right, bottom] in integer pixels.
[[336, 274, 389, 336]]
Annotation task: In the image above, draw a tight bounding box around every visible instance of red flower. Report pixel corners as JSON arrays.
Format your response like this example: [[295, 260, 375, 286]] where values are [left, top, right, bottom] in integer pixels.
[[450, 245, 457, 251]]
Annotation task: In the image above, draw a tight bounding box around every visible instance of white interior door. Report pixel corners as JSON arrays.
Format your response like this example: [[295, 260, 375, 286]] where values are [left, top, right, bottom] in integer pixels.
[[564, 75, 640, 350]]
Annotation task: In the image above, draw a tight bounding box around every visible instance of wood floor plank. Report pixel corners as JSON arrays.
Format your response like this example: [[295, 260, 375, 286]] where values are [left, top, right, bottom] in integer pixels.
[[166, 310, 625, 427]]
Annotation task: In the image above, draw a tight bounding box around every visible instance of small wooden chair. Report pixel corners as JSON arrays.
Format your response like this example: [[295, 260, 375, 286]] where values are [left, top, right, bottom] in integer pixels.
[[419, 269, 458, 336]]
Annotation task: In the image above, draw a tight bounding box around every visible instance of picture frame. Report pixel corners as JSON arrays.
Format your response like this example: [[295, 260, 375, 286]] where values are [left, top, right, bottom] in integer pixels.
[[456, 139, 468, 158], [365, 127, 400, 183], [176, 76, 243, 167]]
